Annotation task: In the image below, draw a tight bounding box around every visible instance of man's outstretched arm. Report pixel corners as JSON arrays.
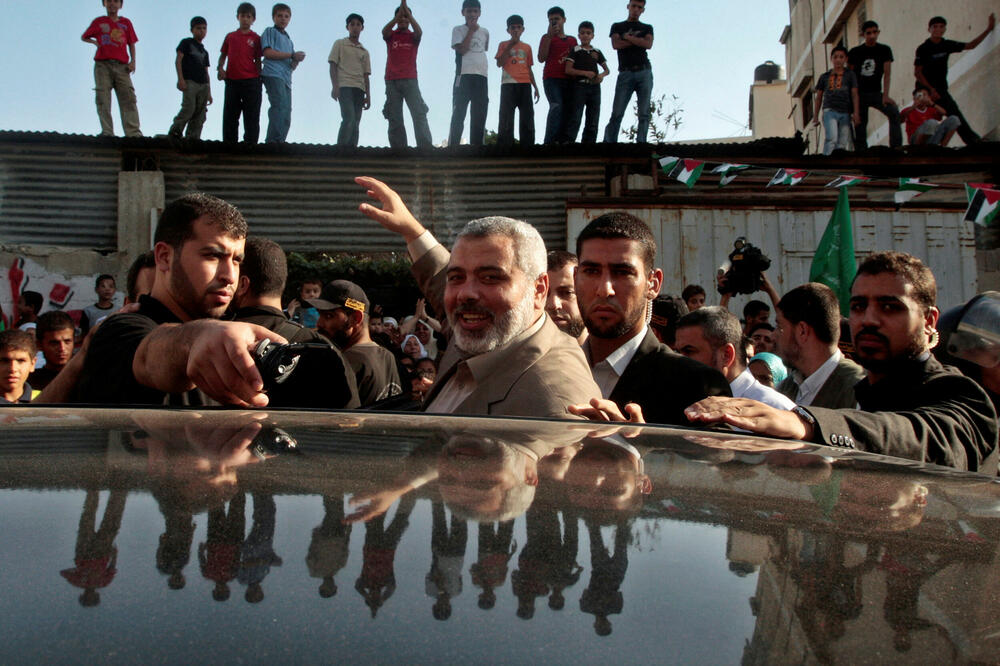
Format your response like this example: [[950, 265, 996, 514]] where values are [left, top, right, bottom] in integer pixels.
[[133, 320, 285, 407]]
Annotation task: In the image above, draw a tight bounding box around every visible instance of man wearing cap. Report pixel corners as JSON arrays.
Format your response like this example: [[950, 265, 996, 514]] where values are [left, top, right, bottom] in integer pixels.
[[308, 279, 401, 406], [355, 176, 600, 418]]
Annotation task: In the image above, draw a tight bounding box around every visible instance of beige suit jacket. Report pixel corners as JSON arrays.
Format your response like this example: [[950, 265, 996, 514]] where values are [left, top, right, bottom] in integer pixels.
[[414, 244, 600, 418]]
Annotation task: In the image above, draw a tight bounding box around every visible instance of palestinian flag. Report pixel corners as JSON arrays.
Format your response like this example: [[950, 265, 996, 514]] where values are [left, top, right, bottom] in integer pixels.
[[767, 169, 808, 187], [668, 159, 705, 188], [825, 175, 870, 188], [964, 185, 1000, 227], [657, 156, 681, 173], [894, 178, 937, 204], [712, 163, 751, 187]]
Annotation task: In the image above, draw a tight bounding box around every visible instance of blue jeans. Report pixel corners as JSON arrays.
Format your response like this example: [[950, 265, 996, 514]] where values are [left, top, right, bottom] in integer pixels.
[[263, 76, 292, 143], [603, 68, 652, 143], [449, 74, 488, 146], [822, 108, 852, 154], [910, 116, 961, 145], [498, 83, 535, 146], [384, 79, 433, 149], [566, 81, 602, 143], [337, 86, 365, 147], [543, 78, 570, 144]]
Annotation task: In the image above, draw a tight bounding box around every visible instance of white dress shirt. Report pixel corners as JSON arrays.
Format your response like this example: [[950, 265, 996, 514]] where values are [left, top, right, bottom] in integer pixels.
[[586, 326, 648, 398], [792, 350, 842, 407], [730, 367, 796, 410]]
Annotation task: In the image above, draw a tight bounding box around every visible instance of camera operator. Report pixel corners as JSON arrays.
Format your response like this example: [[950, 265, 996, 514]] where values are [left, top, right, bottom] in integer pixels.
[[716, 238, 781, 333]]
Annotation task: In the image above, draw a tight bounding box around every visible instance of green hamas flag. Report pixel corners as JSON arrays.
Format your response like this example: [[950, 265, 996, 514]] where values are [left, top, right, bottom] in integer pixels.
[[809, 187, 856, 316]]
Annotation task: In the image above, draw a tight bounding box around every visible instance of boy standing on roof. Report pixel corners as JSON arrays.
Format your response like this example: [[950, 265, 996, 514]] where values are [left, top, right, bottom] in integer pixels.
[[218, 3, 263, 144], [329, 14, 372, 148], [261, 3, 306, 143], [495, 15, 540, 147], [382, 0, 433, 149], [81, 0, 141, 137], [169, 17, 213, 140], [448, 0, 490, 147], [602, 0, 653, 144], [847, 20, 900, 150]]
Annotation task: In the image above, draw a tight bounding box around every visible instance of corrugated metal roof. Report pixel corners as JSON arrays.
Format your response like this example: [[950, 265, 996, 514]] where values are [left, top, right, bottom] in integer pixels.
[[159, 152, 607, 251], [0, 141, 120, 248]]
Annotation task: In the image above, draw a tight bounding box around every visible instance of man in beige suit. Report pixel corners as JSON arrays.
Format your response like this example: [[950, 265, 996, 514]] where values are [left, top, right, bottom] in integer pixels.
[[355, 176, 600, 418]]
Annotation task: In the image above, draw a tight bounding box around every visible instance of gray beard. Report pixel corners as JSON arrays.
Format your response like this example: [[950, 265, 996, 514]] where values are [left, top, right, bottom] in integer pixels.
[[450, 288, 536, 355]]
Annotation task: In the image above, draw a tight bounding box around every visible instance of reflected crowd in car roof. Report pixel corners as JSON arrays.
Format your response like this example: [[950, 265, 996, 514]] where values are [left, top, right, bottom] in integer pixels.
[[2, 409, 998, 662]]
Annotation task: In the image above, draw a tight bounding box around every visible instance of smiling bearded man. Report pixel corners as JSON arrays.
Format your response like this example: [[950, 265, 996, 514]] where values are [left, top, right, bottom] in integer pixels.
[[356, 176, 599, 417]]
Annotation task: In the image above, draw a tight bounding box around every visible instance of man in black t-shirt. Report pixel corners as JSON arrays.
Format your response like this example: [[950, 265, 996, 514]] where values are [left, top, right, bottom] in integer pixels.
[[74, 194, 283, 407], [169, 16, 212, 139], [308, 280, 401, 407], [602, 0, 654, 143], [848, 20, 901, 150], [914, 13, 995, 146]]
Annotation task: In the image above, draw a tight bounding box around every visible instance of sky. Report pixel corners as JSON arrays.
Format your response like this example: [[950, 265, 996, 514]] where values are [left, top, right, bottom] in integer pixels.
[[5, 0, 790, 146]]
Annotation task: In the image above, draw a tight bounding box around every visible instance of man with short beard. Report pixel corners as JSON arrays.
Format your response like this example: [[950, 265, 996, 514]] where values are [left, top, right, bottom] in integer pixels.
[[546, 250, 587, 345], [307, 279, 399, 407], [569, 212, 730, 425], [356, 176, 599, 417], [73, 194, 283, 406], [687, 251, 998, 473]]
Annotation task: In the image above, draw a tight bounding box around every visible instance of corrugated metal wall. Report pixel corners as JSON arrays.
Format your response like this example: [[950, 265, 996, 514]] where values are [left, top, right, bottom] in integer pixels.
[[0, 143, 120, 248], [160, 153, 607, 251], [568, 206, 978, 311]]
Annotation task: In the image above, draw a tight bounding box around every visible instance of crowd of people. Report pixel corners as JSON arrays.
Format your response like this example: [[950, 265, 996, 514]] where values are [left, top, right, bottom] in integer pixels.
[[2, 174, 998, 477], [82, 0, 656, 146], [811, 14, 995, 154]]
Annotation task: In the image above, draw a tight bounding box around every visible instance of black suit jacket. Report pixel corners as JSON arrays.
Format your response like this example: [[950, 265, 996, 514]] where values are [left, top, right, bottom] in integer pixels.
[[807, 356, 998, 474], [609, 330, 732, 426]]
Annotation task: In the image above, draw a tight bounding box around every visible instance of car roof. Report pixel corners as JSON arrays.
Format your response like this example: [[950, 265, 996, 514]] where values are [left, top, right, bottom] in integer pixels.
[[2, 406, 998, 661]]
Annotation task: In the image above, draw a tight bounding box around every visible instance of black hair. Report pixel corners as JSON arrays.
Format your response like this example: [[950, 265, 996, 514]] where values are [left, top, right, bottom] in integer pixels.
[[126, 251, 156, 302], [743, 299, 770, 320], [21, 291, 43, 315], [855, 251, 936, 314], [575, 212, 656, 273], [95, 273, 115, 289], [579, 21, 594, 32], [241, 237, 288, 298], [547, 250, 577, 272], [913, 84, 931, 95], [346, 13, 364, 25], [462, 0, 481, 9], [507, 15, 524, 28], [190, 16, 207, 28], [272, 3, 290, 16], [547, 6, 566, 18], [154, 193, 247, 251], [36, 311, 75, 339], [928, 16, 947, 27], [831, 45, 848, 57], [777, 282, 840, 345], [237, 2, 256, 18], [0, 330, 36, 356], [860, 20, 879, 32], [682, 284, 706, 302]]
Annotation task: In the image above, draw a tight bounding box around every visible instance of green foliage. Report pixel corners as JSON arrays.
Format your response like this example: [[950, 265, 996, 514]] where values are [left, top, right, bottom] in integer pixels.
[[284, 251, 424, 317], [622, 93, 684, 143]]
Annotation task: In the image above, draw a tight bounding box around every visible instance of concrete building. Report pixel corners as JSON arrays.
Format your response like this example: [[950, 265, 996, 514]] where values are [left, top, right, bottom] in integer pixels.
[[780, 0, 999, 152]]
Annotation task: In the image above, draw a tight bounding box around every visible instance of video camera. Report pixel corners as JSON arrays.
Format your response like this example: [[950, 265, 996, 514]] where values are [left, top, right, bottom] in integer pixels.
[[717, 237, 771, 296]]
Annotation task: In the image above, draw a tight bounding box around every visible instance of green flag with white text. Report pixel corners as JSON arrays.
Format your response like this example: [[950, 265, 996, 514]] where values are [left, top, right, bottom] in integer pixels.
[[809, 187, 856, 316]]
